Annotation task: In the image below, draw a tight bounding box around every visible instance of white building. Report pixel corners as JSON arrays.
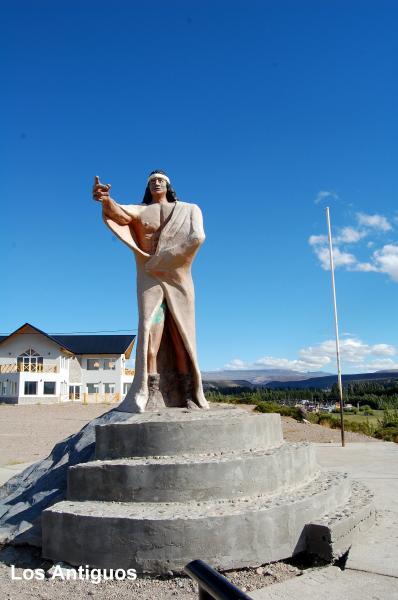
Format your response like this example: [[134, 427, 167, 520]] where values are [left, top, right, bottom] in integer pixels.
[[0, 323, 136, 405]]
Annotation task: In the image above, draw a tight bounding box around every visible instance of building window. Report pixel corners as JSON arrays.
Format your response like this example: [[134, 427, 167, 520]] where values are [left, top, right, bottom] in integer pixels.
[[24, 381, 37, 395], [60, 356, 68, 369], [104, 383, 115, 394], [17, 349, 43, 372], [0, 382, 7, 395], [104, 358, 116, 370], [87, 359, 101, 370], [87, 383, 100, 394], [69, 385, 81, 400], [43, 381, 56, 395]]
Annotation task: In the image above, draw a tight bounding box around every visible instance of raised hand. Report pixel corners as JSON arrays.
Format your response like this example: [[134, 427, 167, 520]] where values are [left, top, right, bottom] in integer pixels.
[[92, 175, 112, 202]]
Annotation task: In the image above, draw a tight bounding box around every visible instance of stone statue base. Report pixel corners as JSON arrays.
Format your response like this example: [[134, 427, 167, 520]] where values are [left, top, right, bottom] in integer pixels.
[[42, 405, 374, 573]]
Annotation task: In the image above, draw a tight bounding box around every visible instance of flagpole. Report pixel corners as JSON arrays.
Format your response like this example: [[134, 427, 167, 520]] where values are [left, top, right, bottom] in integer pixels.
[[325, 207, 345, 447]]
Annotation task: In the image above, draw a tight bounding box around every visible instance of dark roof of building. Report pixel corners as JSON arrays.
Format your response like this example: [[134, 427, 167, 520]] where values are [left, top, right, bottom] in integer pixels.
[[0, 323, 135, 356], [52, 334, 135, 355]]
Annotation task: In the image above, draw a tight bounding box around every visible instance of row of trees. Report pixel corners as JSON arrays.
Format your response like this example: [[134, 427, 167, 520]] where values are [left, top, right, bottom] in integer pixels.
[[205, 380, 398, 410]]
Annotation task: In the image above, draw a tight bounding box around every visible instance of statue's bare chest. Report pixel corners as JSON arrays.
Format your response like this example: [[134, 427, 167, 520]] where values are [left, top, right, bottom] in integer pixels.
[[137, 203, 175, 233]]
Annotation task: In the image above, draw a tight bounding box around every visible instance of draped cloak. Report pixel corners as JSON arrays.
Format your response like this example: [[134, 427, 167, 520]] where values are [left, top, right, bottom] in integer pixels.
[[104, 201, 209, 413]]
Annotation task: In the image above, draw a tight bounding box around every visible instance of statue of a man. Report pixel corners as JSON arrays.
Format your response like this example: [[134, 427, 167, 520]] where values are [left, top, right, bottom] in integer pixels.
[[93, 170, 209, 413]]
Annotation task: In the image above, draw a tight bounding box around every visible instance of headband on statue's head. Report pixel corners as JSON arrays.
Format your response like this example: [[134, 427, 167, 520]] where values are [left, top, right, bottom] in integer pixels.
[[147, 173, 170, 185]]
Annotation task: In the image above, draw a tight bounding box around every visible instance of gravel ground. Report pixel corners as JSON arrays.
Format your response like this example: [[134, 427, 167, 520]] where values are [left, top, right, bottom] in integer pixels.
[[0, 401, 377, 598], [0, 544, 306, 600], [0, 403, 111, 466]]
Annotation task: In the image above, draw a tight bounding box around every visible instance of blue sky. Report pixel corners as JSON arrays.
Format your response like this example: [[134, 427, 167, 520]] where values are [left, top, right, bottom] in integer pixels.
[[2, 0, 398, 374]]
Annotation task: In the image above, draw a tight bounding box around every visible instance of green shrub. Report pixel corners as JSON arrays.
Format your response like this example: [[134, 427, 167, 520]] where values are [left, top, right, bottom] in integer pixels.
[[310, 414, 375, 436], [374, 425, 398, 443], [317, 415, 339, 428], [307, 413, 320, 424], [206, 394, 241, 405], [254, 402, 303, 421], [344, 420, 375, 437], [207, 391, 398, 444], [378, 409, 398, 428], [373, 409, 398, 442]]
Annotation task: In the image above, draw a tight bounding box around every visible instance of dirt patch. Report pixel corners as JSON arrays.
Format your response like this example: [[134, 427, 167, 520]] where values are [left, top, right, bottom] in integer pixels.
[[281, 416, 380, 444], [0, 404, 108, 465]]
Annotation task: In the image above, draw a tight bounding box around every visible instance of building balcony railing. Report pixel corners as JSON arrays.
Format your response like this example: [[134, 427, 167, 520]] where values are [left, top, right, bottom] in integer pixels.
[[124, 368, 135, 376], [0, 364, 58, 374], [82, 392, 121, 404]]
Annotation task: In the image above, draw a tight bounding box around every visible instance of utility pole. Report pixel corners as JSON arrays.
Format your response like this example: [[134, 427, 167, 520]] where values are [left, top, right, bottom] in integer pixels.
[[325, 207, 345, 447]]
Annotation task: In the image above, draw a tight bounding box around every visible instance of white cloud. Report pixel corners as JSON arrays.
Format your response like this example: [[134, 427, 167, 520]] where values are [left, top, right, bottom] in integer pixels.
[[308, 210, 398, 281], [222, 338, 398, 374], [262, 338, 397, 372], [310, 241, 398, 281], [308, 234, 328, 246], [254, 356, 330, 371], [336, 226, 366, 243], [223, 358, 249, 370], [300, 338, 396, 366], [298, 341, 336, 364], [314, 246, 357, 270], [353, 262, 379, 272], [371, 344, 396, 356], [314, 190, 339, 205], [343, 338, 396, 361], [309, 227, 365, 248], [363, 359, 398, 370], [373, 244, 398, 282], [356, 212, 392, 231]]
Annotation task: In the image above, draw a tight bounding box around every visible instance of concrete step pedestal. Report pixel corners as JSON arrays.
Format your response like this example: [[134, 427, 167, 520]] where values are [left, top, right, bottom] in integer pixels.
[[42, 405, 374, 573]]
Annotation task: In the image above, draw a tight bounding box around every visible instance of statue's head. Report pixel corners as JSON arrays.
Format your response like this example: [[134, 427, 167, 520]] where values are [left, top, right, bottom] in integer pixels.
[[142, 170, 178, 204]]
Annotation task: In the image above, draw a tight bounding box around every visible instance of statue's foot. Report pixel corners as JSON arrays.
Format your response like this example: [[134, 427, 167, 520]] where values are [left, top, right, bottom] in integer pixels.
[[117, 391, 148, 413], [177, 373, 208, 409], [186, 399, 200, 410], [146, 374, 166, 411], [195, 394, 210, 410], [132, 392, 148, 413]]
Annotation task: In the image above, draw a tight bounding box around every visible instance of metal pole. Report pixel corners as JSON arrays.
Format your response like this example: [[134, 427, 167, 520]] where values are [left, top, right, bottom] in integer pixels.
[[325, 207, 345, 447], [184, 559, 253, 599]]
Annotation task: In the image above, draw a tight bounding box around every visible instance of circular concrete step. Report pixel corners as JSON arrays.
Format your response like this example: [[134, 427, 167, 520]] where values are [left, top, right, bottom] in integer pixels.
[[95, 406, 283, 459], [42, 471, 351, 573], [69, 442, 318, 502]]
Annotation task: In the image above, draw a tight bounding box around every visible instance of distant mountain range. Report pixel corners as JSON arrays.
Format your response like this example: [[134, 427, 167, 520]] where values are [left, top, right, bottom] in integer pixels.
[[201, 369, 331, 384], [201, 368, 398, 390], [203, 380, 256, 391], [263, 370, 398, 389]]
